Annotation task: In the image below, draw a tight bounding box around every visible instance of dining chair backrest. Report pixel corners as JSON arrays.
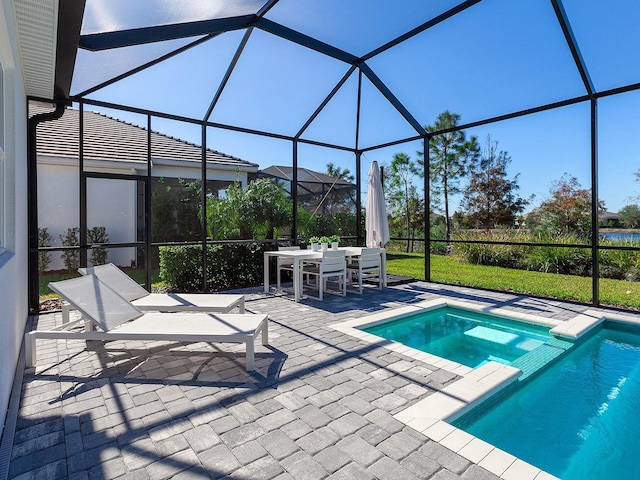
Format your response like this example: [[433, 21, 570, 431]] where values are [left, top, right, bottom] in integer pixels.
[[278, 246, 300, 252], [320, 250, 346, 274], [358, 247, 381, 269], [277, 246, 300, 266]]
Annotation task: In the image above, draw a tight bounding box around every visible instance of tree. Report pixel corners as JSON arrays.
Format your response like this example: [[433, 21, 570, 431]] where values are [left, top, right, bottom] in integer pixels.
[[38, 228, 52, 273], [175, 179, 202, 241], [527, 174, 603, 238], [151, 178, 177, 242], [325, 162, 354, 183], [59, 227, 80, 272], [207, 178, 291, 240], [418, 110, 480, 242], [241, 178, 291, 239], [461, 136, 531, 229], [387, 153, 420, 252], [320, 162, 356, 216], [406, 185, 425, 251], [87, 226, 109, 266], [619, 204, 640, 228]]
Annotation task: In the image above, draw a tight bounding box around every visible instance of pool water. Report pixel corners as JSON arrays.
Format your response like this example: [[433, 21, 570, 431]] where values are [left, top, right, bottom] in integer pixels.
[[363, 307, 551, 368], [457, 326, 640, 480]]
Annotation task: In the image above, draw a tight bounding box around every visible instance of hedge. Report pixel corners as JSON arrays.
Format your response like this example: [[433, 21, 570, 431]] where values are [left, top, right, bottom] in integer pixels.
[[159, 242, 278, 292]]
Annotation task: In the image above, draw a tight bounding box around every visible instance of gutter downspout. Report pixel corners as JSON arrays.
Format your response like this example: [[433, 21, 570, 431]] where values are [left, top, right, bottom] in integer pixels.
[[27, 102, 66, 313]]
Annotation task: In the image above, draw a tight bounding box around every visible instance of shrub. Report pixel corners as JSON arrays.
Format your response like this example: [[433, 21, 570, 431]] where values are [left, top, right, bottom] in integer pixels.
[[451, 230, 526, 269], [59, 227, 80, 272], [38, 227, 52, 272], [88, 226, 109, 266], [598, 237, 640, 280], [159, 245, 205, 291], [522, 244, 591, 276], [159, 242, 276, 291], [430, 222, 446, 255], [624, 266, 640, 282]]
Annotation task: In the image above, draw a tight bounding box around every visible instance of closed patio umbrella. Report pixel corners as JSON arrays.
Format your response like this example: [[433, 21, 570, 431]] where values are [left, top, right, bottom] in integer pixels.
[[366, 161, 390, 248]]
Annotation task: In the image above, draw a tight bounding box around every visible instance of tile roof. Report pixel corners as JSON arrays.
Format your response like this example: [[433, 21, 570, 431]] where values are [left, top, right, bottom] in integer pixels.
[[32, 104, 259, 171], [259, 165, 355, 186]]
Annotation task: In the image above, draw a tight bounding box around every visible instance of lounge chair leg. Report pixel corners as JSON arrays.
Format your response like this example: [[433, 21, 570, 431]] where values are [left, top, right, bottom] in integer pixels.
[[25, 333, 35, 368], [245, 340, 255, 371], [62, 301, 70, 323], [261, 320, 269, 345]]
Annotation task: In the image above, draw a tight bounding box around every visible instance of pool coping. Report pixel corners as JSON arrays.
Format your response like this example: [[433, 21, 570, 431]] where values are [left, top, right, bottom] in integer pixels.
[[330, 298, 627, 480]]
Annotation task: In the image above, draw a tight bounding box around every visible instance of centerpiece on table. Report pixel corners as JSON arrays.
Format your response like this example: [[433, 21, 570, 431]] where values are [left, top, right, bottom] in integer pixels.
[[318, 236, 331, 251]]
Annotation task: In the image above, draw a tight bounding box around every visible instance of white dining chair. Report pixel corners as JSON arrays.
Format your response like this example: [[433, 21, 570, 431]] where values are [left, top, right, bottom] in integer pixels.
[[347, 247, 382, 293], [301, 250, 346, 301], [276, 246, 301, 289]]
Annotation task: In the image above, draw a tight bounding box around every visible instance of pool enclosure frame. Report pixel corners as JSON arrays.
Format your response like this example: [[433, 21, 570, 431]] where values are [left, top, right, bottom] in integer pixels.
[[27, 0, 640, 311]]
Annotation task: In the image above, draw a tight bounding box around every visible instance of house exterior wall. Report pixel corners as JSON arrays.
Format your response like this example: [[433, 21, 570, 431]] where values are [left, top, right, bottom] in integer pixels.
[[152, 163, 249, 185], [0, 0, 28, 440], [37, 158, 250, 270], [38, 162, 138, 269]]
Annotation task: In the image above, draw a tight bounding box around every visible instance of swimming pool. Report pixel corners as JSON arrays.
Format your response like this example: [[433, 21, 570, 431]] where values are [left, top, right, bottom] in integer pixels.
[[362, 306, 552, 368], [456, 323, 640, 480]]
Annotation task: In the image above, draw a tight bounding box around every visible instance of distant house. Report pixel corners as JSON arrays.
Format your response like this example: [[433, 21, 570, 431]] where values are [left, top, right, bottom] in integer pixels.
[[599, 211, 621, 228], [36, 107, 259, 269], [252, 165, 357, 215]]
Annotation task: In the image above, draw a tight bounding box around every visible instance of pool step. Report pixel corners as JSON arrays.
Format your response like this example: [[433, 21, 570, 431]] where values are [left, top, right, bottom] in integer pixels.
[[396, 361, 522, 425], [464, 325, 546, 352], [550, 311, 604, 339], [510, 338, 574, 381]]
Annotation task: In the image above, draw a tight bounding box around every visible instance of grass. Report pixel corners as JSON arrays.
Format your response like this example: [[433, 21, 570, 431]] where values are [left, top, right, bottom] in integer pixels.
[[40, 268, 161, 299], [386, 252, 640, 309], [40, 256, 640, 310]]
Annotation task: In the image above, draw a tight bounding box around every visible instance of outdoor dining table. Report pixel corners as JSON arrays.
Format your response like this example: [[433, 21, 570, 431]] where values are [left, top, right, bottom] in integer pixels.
[[263, 246, 387, 302]]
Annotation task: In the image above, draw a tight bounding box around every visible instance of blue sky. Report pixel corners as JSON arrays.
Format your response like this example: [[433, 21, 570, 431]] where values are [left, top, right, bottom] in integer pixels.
[[74, 0, 640, 214]]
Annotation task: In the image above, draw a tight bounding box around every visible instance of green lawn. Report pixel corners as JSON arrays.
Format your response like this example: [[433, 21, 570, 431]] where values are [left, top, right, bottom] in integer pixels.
[[386, 252, 640, 309], [40, 268, 161, 298], [40, 255, 640, 310]]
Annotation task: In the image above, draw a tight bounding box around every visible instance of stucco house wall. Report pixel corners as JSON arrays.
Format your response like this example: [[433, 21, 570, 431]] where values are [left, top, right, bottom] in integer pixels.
[[0, 0, 29, 441], [38, 162, 137, 268], [35, 109, 256, 270]]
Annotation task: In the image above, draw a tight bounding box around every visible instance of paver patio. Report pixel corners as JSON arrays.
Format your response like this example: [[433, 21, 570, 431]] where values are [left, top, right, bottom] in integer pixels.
[[6, 281, 598, 480]]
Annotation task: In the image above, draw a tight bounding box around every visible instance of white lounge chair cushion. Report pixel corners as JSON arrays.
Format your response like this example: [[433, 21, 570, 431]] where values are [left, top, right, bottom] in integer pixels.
[[131, 292, 244, 312], [79, 263, 149, 301], [49, 275, 143, 331], [114, 311, 264, 339], [79, 263, 245, 313]]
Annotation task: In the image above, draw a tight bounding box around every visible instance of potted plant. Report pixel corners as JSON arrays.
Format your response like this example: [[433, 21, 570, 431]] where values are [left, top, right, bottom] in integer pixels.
[[319, 236, 331, 251], [309, 236, 320, 251], [329, 234, 340, 250]]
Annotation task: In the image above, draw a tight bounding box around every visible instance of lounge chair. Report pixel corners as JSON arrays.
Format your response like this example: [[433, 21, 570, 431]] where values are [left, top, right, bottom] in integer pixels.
[[71, 263, 244, 323], [26, 275, 268, 371]]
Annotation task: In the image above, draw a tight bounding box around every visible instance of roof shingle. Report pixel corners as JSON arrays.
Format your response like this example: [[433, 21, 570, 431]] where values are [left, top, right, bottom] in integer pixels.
[[33, 105, 258, 171]]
